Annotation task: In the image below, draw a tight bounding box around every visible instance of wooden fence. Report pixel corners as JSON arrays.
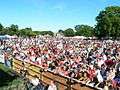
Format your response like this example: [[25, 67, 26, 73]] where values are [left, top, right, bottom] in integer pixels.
[[12, 58, 98, 90]]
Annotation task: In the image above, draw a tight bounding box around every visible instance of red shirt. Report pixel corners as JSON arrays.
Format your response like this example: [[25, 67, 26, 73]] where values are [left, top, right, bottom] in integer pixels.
[[87, 68, 96, 80]]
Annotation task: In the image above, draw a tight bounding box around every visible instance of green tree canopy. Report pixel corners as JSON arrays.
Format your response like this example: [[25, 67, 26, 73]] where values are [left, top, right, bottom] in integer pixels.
[[10, 24, 18, 32], [95, 6, 120, 38], [58, 29, 64, 33], [0, 23, 3, 31], [39, 31, 54, 36], [0, 23, 54, 37], [63, 28, 75, 37], [75, 25, 94, 37], [18, 28, 36, 37], [33, 31, 41, 35]]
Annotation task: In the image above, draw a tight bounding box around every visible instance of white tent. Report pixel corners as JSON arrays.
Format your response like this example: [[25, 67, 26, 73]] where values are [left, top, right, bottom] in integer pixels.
[[73, 36, 87, 39], [4, 35, 17, 39]]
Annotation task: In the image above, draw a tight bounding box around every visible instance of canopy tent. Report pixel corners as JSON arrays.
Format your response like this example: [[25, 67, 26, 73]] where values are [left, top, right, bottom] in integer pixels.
[[73, 36, 87, 39], [0, 35, 9, 40], [0, 35, 17, 40]]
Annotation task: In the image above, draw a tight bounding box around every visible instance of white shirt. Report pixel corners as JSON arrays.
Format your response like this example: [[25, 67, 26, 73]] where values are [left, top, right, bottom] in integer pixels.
[[96, 69, 103, 83], [48, 84, 57, 90], [104, 86, 109, 90], [0, 53, 4, 63], [103, 54, 107, 61], [31, 78, 39, 86], [98, 60, 104, 67]]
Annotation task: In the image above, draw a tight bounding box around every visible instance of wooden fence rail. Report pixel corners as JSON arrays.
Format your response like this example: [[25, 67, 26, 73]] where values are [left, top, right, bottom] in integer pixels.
[[12, 58, 98, 90]]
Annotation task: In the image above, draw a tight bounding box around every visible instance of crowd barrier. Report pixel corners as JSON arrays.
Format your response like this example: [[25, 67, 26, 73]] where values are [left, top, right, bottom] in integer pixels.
[[12, 58, 99, 90]]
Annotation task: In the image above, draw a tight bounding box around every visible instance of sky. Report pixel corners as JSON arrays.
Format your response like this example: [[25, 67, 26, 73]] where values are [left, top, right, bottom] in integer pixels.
[[0, 0, 120, 32]]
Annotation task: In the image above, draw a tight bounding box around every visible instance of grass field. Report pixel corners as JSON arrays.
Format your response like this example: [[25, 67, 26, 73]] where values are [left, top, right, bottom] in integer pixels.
[[0, 63, 25, 90]]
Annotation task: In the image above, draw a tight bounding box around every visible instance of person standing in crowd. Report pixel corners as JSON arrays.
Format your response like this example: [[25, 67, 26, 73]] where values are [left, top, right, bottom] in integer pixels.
[[48, 81, 57, 90], [29, 75, 44, 90], [4, 36, 120, 90], [4, 52, 11, 68]]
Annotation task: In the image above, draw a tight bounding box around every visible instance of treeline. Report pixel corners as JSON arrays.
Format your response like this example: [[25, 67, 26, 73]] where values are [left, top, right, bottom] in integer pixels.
[[0, 24, 54, 37], [59, 6, 120, 39], [58, 25, 94, 37], [0, 6, 120, 39]]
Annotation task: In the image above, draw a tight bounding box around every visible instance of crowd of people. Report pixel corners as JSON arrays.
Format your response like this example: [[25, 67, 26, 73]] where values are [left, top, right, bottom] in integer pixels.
[[1, 36, 120, 90]]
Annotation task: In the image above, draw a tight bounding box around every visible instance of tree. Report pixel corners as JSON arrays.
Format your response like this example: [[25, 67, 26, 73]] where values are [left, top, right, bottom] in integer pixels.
[[0, 23, 3, 31], [63, 28, 75, 37], [75, 25, 81, 31], [75, 25, 94, 37], [10, 24, 18, 32], [33, 31, 41, 35], [39, 31, 54, 36], [95, 6, 120, 39], [0, 23, 4, 35], [24, 27, 32, 31], [58, 29, 64, 33], [7, 24, 19, 35], [47, 31, 54, 36], [0, 23, 54, 37], [1, 27, 11, 35], [18, 28, 36, 37]]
